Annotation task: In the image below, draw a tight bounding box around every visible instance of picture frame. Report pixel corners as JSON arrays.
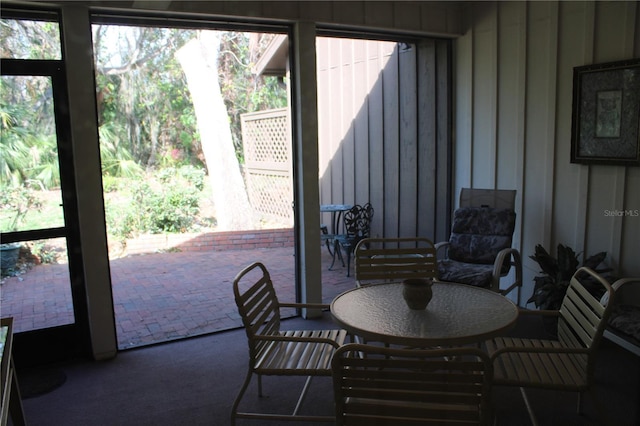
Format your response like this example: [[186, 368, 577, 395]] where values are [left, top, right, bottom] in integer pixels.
[[571, 58, 640, 166]]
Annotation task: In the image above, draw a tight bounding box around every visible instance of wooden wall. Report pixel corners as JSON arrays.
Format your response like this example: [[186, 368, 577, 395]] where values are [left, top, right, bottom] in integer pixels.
[[455, 1, 640, 305], [87, 1, 463, 38], [317, 37, 452, 243]]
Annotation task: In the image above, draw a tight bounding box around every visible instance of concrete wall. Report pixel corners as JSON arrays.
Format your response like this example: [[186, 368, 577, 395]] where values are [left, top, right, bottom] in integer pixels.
[[454, 1, 640, 304]]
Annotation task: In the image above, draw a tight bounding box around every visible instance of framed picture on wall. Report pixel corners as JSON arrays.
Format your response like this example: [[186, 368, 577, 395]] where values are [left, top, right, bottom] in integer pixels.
[[571, 58, 640, 166]]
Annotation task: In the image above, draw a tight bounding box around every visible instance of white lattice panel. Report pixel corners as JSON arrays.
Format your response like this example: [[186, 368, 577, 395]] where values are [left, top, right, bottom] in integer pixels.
[[241, 108, 292, 223]]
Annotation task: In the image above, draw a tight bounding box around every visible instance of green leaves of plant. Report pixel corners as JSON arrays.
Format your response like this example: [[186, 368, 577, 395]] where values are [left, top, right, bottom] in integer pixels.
[[527, 243, 609, 310]]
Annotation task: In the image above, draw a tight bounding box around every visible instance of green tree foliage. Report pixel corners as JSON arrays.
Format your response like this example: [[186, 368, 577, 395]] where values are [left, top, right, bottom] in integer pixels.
[[0, 77, 59, 189], [218, 32, 288, 161], [93, 25, 199, 169], [0, 18, 61, 59], [2, 19, 289, 238], [92, 26, 287, 170]]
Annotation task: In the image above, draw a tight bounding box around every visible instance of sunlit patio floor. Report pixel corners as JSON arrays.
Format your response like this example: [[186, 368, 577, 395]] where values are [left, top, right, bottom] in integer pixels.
[[0, 245, 356, 350]]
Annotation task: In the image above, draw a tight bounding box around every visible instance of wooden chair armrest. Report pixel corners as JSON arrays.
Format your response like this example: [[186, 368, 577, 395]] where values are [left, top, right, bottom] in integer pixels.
[[254, 334, 342, 348]]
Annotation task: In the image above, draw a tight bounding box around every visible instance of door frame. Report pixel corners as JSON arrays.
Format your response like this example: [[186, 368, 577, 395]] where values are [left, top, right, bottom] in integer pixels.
[[1, 35, 92, 366]]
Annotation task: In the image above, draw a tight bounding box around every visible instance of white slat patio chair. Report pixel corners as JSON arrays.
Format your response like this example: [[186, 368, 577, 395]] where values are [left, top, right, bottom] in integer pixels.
[[231, 261, 347, 424]]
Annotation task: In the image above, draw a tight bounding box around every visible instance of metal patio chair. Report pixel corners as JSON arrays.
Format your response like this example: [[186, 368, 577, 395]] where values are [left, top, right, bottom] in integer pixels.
[[436, 188, 523, 305], [354, 237, 438, 288], [601, 277, 640, 356], [231, 262, 347, 424], [329, 203, 374, 277], [485, 267, 614, 424], [332, 343, 494, 425]]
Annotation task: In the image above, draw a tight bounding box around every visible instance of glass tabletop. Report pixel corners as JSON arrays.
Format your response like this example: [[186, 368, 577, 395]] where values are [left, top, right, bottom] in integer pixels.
[[331, 282, 518, 346]]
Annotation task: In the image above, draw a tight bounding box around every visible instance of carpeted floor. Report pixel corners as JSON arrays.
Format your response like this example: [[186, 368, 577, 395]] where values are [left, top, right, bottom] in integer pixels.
[[18, 314, 640, 426], [18, 366, 67, 399]]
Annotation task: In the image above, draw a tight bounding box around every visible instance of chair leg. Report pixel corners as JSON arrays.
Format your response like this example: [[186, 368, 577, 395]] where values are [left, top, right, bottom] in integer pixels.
[[320, 225, 334, 256], [230, 369, 254, 426], [293, 376, 314, 415], [519, 387, 539, 426], [328, 241, 339, 270], [329, 241, 345, 270], [325, 238, 334, 256], [576, 391, 582, 414]]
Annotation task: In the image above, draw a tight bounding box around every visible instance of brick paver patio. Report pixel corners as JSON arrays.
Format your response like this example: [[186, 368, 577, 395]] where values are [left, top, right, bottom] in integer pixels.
[[0, 245, 355, 350]]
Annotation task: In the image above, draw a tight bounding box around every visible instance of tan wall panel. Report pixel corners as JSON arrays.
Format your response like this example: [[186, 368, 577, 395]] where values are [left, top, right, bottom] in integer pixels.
[[470, 3, 497, 188], [522, 1, 557, 277], [88, 1, 462, 36], [453, 10, 474, 193], [455, 0, 640, 302]]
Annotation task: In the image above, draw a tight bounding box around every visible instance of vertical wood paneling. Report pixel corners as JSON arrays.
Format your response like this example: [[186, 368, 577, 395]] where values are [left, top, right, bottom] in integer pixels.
[[435, 40, 452, 243], [552, 1, 591, 250], [421, 3, 453, 35], [454, 9, 474, 196], [261, 1, 299, 20], [353, 40, 370, 205], [363, 2, 394, 29], [149, 1, 463, 36], [393, 1, 422, 31], [458, 0, 640, 287], [398, 45, 418, 237], [329, 39, 344, 204], [368, 42, 385, 238], [573, 2, 595, 256], [586, 1, 633, 266], [298, 1, 333, 22], [383, 47, 400, 237], [417, 40, 437, 239], [522, 1, 558, 277], [317, 38, 332, 216], [471, 2, 498, 188], [341, 39, 356, 204], [316, 36, 449, 243], [496, 2, 524, 201], [621, 5, 640, 275], [496, 1, 526, 294], [331, 1, 365, 25]]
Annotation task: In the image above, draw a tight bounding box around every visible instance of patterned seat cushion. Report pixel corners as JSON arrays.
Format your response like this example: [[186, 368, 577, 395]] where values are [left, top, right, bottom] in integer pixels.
[[609, 304, 640, 341], [438, 259, 494, 288], [438, 207, 516, 288], [448, 207, 516, 264]]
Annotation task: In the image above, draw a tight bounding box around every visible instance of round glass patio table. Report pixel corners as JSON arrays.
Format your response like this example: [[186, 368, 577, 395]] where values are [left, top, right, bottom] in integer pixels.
[[331, 282, 518, 347]]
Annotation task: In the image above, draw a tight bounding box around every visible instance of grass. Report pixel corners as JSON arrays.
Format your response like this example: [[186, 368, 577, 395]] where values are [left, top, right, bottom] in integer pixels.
[[0, 189, 65, 233]]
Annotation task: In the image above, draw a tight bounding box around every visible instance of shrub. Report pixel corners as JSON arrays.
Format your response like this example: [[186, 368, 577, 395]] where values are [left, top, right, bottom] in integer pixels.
[[105, 166, 204, 239], [0, 185, 43, 232]]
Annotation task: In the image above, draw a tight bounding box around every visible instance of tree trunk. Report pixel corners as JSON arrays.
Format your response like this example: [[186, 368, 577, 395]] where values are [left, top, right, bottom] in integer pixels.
[[176, 31, 253, 231]]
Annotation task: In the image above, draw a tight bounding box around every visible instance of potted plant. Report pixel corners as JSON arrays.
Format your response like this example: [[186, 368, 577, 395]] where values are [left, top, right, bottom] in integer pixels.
[[527, 244, 611, 311]]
